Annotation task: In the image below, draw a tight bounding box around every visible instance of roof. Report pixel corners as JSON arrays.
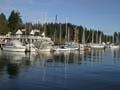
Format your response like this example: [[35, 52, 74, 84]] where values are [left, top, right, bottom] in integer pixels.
[[30, 30, 35, 35], [41, 32, 45, 37], [16, 29, 22, 35]]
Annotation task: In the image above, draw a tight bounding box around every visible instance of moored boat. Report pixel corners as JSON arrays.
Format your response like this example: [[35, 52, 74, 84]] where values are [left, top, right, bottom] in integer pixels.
[[90, 43, 105, 49], [3, 40, 26, 52], [110, 44, 119, 49], [53, 44, 79, 51]]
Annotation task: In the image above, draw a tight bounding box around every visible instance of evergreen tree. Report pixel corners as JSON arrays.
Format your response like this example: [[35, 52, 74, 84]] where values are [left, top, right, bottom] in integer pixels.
[[8, 10, 23, 33], [0, 13, 9, 35]]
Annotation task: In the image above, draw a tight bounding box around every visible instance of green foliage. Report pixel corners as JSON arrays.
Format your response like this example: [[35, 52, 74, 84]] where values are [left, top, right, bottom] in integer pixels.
[[0, 13, 9, 35], [24, 22, 114, 44], [0, 10, 119, 44], [8, 10, 23, 33]]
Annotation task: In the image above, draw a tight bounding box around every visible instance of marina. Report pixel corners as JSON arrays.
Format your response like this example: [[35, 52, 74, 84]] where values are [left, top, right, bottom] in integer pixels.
[[0, 0, 120, 90]]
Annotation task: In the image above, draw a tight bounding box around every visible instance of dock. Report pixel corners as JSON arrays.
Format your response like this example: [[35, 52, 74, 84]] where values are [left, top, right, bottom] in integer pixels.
[[0, 35, 52, 46]]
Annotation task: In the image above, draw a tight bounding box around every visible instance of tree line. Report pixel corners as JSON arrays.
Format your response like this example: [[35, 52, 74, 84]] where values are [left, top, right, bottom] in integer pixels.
[[0, 10, 120, 44]]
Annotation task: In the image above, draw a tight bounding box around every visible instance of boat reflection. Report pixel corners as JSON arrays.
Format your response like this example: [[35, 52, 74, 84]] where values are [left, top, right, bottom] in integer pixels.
[[111, 48, 120, 64], [0, 49, 107, 79], [2, 51, 26, 63], [86, 49, 105, 63]]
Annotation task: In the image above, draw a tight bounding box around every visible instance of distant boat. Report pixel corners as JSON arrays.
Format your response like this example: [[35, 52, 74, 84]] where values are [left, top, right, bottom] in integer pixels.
[[53, 46, 78, 51], [3, 40, 26, 52], [90, 43, 105, 49], [79, 29, 85, 51], [110, 35, 119, 49], [34, 38, 53, 52], [53, 22, 79, 52], [110, 43, 119, 49], [110, 45, 119, 49], [53, 42, 79, 51], [79, 29, 90, 51], [90, 31, 105, 49]]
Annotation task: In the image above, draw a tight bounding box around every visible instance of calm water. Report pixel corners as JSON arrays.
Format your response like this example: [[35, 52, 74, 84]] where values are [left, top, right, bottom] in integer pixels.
[[0, 48, 120, 90]]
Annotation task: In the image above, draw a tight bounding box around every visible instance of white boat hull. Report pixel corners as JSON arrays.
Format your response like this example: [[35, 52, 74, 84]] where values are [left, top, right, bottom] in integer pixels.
[[2, 40, 26, 52], [3, 47, 25, 52], [38, 48, 51, 52], [110, 45, 119, 49], [90, 44, 105, 49], [91, 46, 104, 49], [53, 47, 78, 51]]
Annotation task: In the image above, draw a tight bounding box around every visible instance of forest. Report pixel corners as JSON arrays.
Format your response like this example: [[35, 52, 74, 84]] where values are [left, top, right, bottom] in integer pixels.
[[0, 10, 120, 44]]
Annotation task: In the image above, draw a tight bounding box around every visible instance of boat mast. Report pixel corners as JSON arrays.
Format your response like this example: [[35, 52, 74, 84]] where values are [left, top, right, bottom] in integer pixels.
[[65, 19, 68, 43], [74, 27, 78, 43], [54, 15, 57, 43], [112, 34, 114, 43], [92, 30, 94, 43], [44, 12, 47, 37], [96, 31, 98, 43], [99, 33, 102, 44], [59, 22, 62, 43], [68, 27, 70, 42], [82, 29, 85, 44]]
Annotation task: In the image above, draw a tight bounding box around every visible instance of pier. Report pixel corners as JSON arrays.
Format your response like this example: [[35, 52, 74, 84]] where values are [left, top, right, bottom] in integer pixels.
[[0, 35, 52, 45]]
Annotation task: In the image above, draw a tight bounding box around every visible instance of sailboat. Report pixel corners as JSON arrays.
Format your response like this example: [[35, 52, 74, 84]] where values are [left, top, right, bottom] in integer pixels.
[[79, 29, 85, 51], [79, 29, 90, 51], [90, 31, 105, 49], [53, 21, 79, 52], [110, 34, 119, 49]]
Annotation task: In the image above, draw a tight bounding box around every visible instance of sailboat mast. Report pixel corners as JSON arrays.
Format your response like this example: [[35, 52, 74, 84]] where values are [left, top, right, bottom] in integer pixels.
[[99, 33, 102, 44], [44, 12, 47, 37], [92, 30, 94, 43], [82, 29, 85, 44], [112, 35, 114, 43], [54, 15, 58, 43], [96, 31, 98, 43], [60, 22, 62, 43], [68, 28, 70, 42], [65, 19, 68, 42]]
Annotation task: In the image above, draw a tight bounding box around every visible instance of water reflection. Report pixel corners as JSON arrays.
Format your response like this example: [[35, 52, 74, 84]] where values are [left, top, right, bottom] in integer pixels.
[[111, 48, 120, 64], [0, 49, 116, 79], [3, 51, 26, 63], [0, 49, 120, 90], [111, 48, 120, 59], [7, 63, 19, 78], [86, 49, 105, 63], [53, 51, 82, 64]]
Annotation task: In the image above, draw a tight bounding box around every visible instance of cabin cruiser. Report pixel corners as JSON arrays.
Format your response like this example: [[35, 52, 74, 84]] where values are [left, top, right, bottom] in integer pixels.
[[3, 40, 26, 52]]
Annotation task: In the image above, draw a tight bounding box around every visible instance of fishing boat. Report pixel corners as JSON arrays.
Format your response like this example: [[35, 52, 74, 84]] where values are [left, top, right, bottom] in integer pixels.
[[3, 40, 26, 52]]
